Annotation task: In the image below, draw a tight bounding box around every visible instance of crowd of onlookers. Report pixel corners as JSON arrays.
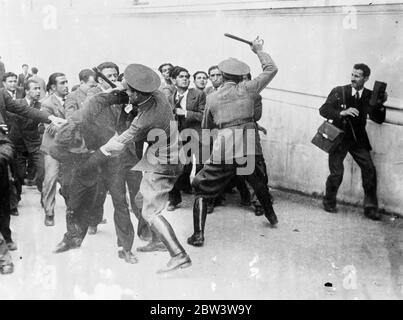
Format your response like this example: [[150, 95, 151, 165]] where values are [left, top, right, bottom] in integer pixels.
[[0, 57, 262, 274]]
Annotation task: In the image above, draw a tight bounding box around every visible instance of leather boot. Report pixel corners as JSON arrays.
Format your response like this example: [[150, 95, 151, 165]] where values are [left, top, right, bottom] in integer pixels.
[[187, 197, 207, 247], [137, 229, 167, 253], [150, 215, 191, 273]]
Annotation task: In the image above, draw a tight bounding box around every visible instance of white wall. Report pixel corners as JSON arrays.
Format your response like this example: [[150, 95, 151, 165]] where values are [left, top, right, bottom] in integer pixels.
[[1, 0, 402, 213]]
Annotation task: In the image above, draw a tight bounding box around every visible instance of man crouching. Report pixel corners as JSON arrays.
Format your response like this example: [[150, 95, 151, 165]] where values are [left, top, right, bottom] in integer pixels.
[[50, 115, 127, 256]]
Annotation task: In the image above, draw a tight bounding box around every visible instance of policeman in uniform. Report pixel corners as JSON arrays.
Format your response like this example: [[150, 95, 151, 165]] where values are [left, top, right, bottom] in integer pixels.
[[188, 37, 279, 247], [115, 64, 192, 273]]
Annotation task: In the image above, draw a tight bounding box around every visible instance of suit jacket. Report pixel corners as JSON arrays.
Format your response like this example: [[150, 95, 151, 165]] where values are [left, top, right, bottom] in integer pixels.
[[0, 88, 50, 126], [169, 88, 206, 133], [319, 84, 386, 150], [17, 73, 32, 88], [8, 99, 44, 153], [40, 94, 66, 154]]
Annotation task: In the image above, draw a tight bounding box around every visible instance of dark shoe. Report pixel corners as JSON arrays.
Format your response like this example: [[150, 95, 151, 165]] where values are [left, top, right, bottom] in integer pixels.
[[364, 207, 381, 221], [45, 215, 55, 227], [167, 202, 180, 211], [54, 241, 75, 254], [264, 206, 278, 226], [137, 241, 167, 253], [6, 241, 17, 251], [240, 200, 251, 207], [207, 202, 214, 214], [88, 226, 97, 235], [118, 250, 139, 264], [100, 219, 107, 225], [214, 196, 225, 207], [254, 206, 264, 216], [157, 252, 192, 273], [0, 263, 14, 275], [323, 203, 338, 213], [10, 208, 19, 216], [187, 232, 204, 247]]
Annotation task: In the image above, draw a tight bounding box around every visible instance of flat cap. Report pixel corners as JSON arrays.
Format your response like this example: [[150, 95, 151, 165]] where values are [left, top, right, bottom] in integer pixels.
[[124, 64, 161, 93], [218, 58, 250, 76]]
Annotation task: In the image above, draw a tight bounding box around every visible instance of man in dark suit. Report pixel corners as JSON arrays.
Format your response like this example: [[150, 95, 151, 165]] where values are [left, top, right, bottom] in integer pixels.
[[3, 72, 26, 215], [51, 117, 127, 255], [17, 64, 32, 89], [0, 127, 14, 274], [3, 72, 25, 100], [319, 63, 387, 220], [167, 66, 206, 211], [9, 80, 45, 197]]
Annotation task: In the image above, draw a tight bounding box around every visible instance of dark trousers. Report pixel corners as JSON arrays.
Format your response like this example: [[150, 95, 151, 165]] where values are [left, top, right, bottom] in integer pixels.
[[63, 172, 104, 247], [324, 143, 378, 208], [65, 156, 136, 251], [15, 149, 44, 191], [101, 157, 134, 251], [169, 136, 203, 205], [60, 163, 105, 229], [0, 158, 12, 243], [193, 155, 273, 210]]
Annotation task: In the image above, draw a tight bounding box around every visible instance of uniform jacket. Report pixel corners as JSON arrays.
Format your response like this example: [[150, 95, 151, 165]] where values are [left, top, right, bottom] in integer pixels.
[[8, 99, 44, 153], [118, 90, 183, 176], [203, 51, 278, 162], [319, 84, 386, 150], [80, 91, 129, 151], [168, 87, 206, 134], [0, 88, 50, 126], [40, 94, 66, 154]]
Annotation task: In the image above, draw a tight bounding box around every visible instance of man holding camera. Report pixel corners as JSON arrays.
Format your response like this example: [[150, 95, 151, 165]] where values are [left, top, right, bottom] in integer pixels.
[[319, 63, 387, 220]]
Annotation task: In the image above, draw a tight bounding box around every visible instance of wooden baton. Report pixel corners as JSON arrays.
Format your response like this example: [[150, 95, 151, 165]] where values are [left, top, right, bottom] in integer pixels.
[[224, 33, 253, 46]]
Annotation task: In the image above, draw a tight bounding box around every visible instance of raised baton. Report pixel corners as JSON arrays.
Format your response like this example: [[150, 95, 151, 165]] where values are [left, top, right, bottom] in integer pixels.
[[92, 67, 117, 89], [224, 33, 253, 46]]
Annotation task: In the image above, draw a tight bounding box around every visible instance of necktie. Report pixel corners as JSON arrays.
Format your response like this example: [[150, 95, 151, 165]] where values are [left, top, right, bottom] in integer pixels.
[[354, 91, 359, 107], [176, 94, 184, 109]]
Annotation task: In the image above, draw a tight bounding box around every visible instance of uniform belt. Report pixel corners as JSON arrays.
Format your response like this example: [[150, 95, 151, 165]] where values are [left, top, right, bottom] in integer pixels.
[[218, 118, 254, 130]]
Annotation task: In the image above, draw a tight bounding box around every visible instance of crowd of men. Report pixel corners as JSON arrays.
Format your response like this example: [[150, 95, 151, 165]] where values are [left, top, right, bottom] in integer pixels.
[[0, 37, 387, 276]]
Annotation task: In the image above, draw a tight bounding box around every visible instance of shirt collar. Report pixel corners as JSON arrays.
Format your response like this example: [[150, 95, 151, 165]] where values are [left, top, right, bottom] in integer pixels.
[[352, 87, 364, 98], [53, 93, 65, 105], [176, 89, 189, 100], [7, 90, 16, 98]]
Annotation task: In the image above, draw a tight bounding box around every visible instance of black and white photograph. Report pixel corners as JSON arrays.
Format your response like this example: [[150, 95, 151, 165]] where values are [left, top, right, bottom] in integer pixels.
[[0, 0, 402, 303]]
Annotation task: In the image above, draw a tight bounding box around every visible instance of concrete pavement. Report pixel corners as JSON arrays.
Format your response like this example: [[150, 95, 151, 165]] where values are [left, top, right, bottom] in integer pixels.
[[0, 185, 402, 300]]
